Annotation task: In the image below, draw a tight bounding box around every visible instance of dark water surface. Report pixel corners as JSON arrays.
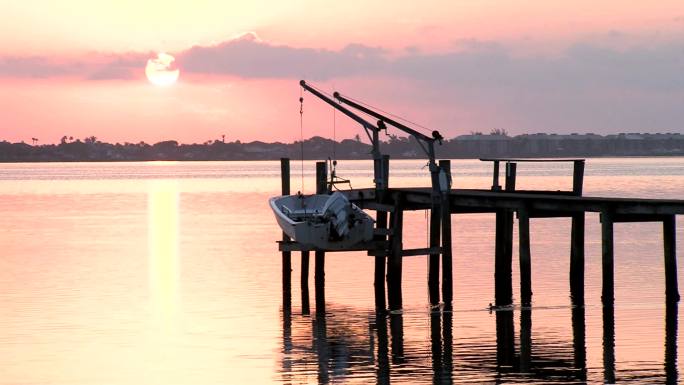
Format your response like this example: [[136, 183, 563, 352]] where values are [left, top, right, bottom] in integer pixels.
[[0, 158, 683, 384]]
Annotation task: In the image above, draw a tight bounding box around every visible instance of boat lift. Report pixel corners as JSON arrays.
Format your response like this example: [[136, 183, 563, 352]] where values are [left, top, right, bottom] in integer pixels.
[[298, 80, 452, 309], [333, 91, 449, 195], [299, 80, 387, 192], [299, 80, 449, 197]]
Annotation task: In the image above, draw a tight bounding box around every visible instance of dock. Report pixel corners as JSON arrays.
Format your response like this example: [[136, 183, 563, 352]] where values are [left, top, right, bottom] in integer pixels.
[[277, 157, 683, 312]]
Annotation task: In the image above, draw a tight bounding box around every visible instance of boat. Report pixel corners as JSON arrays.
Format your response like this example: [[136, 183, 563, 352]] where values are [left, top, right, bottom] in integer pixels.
[[270, 191, 375, 250]]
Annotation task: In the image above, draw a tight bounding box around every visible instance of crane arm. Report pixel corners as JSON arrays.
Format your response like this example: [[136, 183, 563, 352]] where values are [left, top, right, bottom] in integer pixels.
[[334, 91, 449, 196], [300, 80, 381, 158], [334, 91, 444, 172], [333, 92, 443, 144]]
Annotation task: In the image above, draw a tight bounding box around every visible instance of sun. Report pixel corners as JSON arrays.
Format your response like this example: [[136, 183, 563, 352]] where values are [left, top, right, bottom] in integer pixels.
[[145, 53, 180, 86]]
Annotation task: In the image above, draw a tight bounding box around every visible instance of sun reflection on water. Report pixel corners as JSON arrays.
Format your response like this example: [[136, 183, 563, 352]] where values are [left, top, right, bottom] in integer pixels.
[[148, 180, 180, 322]]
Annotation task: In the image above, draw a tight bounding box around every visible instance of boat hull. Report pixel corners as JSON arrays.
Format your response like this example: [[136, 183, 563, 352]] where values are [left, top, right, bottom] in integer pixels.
[[269, 193, 374, 250]]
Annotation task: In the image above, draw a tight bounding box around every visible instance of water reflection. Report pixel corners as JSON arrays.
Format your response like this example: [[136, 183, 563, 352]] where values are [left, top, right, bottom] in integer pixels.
[[603, 304, 616, 384], [494, 307, 586, 382], [598, 302, 680, 384], [430, 311, 453, 384], [666, 303, 679, 384], [281, 306, 376, 384], [280, 305, 598, 384], [571, 306, 587, 380], [373, 312, 390, 385], [148, 180, 180, 322]]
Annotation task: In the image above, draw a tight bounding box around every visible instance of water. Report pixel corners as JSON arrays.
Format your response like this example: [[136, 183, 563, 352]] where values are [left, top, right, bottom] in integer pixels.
[[0, 158, 683, 384]]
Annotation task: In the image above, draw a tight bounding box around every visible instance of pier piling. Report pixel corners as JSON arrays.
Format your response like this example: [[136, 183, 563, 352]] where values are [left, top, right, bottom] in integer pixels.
[[518, 207, 532, 306], [570, 213, 586, 304], [570, 160, 586, 304], [663, 215, 679, 302], [387, 195, 404, 311], [572, 160, 585, 196], [315, 161, 327, 313], [280, 158, 292, 309], [428, 159, 443, 306], [439, 160, 453, 307], [301, 250, 310, 314], [601, 211, 615, 304], [494, 162, 516, 306], [428, 203, 441, 305], [374, 155, 390, 311], [491, 160, 501, 191]]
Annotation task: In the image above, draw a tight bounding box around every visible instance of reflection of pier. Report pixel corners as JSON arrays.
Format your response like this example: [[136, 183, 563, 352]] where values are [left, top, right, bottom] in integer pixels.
[[281, 302, 679, 383]]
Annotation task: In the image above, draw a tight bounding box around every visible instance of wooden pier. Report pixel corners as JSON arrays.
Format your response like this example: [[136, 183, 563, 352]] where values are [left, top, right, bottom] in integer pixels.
[[278, 157, 683, 312]]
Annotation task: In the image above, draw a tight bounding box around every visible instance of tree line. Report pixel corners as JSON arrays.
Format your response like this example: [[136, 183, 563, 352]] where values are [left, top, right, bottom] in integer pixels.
[[1, 132, 683, 162]]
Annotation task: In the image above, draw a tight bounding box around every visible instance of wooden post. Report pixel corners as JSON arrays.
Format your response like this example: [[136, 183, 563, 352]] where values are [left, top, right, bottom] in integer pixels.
[[281, 158, 292, 309], [374, 155, 390, 311], [428, 199, 441, 305], [301, 250, 310, 315], [519, 207, 532, 306], [494, 162, 516, 306], [601, 211, 614, 304], [439, 160, 453, 307], [315, 161, 327, 314], [387, 195, 404, 311], [494, 212, 509, 306], [492, 160, 501, 191], [570, 213, 585, 305], [570, 160, 586, 305], [316, 160, 328, 195], [572, 160, 585, 196], [505, 162, 517, 191], [300, 251, 309, 291], [663, 215, 680, 302]]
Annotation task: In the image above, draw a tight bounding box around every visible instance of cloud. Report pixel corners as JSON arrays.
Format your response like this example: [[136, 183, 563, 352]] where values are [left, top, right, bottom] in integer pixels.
[[0, 53, 147, 80], [0, 56, 82, 78], [86, 53, 147, 80], [173, 33, 683, 96], [176, 33, 386, 80], [391, 39, 684, 93]]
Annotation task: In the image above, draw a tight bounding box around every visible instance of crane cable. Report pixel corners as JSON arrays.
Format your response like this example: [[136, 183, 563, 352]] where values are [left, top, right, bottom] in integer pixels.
[[341, 94, 438, 136], [332, 100, 336, 160], [299, 89, 305, 193]]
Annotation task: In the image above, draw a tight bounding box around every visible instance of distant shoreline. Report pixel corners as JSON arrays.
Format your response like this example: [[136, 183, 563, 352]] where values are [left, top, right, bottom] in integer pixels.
[[2, 133, 683, 162]]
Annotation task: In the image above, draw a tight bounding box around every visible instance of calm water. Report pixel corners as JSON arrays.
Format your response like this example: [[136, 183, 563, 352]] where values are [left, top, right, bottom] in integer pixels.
[[0, 158, 683, 384]]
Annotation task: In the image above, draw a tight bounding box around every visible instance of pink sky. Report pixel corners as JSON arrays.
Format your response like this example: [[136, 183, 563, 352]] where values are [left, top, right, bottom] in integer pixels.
[[1, 1, 683, 144]]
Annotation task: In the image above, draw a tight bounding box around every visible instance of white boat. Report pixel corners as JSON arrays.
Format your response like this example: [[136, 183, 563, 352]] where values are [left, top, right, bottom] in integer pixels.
[[269, 192, 375, 250]]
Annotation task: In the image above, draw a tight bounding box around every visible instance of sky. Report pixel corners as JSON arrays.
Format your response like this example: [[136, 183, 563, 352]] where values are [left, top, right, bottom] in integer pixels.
[[1, 0, 683, 144]]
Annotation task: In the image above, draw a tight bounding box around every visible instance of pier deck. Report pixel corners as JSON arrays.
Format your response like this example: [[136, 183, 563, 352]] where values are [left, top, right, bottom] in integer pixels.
[[347, 188, 684, 216]]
